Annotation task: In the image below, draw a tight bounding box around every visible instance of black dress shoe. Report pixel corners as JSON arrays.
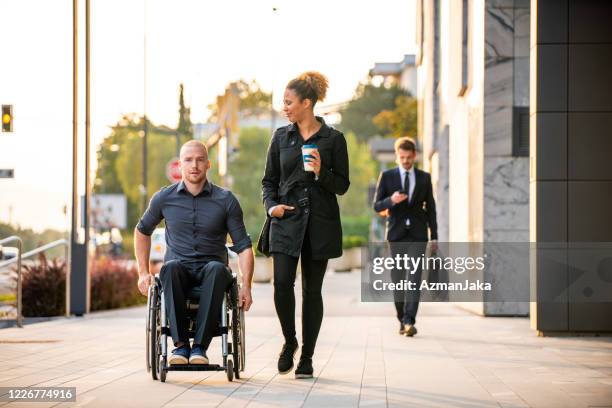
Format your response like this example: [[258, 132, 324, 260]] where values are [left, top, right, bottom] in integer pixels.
[[295, 357, 313, 379], [399, 323, 406, 335], [277, 341, 298, 374]]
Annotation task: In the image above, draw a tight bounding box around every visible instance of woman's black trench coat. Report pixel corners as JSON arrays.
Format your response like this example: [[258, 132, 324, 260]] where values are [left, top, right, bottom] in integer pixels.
[[261, 117, 350, 260]]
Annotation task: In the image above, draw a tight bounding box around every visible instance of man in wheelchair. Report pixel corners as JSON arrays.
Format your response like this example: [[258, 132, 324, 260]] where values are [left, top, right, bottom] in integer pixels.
[[134, 140, 254, 366]]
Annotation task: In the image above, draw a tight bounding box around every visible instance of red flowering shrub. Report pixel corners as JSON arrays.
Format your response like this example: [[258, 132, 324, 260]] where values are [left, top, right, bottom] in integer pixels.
[[20, 254, 66, 317], [15, 255, 145, 316], [90, 257, 146, 311]]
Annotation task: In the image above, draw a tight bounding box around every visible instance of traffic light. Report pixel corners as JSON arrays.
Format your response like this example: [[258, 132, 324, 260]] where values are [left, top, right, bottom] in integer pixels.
[[2, 105, 13, 132]]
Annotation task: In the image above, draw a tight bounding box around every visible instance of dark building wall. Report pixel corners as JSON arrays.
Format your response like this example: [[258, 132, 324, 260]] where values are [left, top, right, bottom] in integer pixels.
[[530, 0, 612, 333]]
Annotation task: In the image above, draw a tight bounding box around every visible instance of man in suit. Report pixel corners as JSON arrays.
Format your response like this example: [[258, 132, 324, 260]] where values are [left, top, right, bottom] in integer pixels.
[[373, 137, 438, 337]]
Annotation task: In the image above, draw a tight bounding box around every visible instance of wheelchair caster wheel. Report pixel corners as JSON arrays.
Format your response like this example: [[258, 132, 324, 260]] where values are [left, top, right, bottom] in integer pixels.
[[226, 359, 234, 382], [160, 356, 167, 383]]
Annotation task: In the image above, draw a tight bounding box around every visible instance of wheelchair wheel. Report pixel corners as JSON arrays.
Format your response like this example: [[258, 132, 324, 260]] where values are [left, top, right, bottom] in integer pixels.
[[239, 307, 246, 372], [149, 284, 161, 381], [146, 285, 152, 373], [226, 359, 234, 382], [229, 283, 243, 378], [231, 305, 240, 379]]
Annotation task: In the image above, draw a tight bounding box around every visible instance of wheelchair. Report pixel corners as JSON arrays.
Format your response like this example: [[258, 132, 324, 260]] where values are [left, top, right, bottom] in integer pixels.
[[145, 264, 245, 383]]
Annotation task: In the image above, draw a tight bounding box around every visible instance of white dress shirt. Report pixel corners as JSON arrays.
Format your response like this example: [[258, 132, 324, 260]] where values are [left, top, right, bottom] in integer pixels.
[[398, 165, 416, 200]]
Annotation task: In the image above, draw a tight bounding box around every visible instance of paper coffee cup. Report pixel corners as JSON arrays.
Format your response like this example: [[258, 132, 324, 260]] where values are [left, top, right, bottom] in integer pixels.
[[302, 144, 317, 172]]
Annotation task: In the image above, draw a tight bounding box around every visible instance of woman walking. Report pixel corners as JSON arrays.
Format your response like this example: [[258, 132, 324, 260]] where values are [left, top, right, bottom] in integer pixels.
[[261, 71, 350, 379]]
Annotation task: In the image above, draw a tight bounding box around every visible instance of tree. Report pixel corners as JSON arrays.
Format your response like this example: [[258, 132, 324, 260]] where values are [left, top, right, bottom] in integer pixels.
[[207, 79, 272, 123], [337, 132, 378, 218], [338, 83, 409, 143], [177, 83, 193, 138], [94, 84, 199, 229], [237, 80, 272, 117], [228, 127, 269, 241], [94, 115, 178, 229], [373, 95, 418, 138], [94, 118, 127, 195]]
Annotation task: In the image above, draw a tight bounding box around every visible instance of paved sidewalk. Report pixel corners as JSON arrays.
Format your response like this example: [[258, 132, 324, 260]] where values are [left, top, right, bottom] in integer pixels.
[[0, 270, 611, 408]]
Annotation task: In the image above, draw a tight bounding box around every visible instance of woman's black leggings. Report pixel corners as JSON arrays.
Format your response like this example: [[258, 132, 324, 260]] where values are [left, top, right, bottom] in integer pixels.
[[272, 230, 328, 359]]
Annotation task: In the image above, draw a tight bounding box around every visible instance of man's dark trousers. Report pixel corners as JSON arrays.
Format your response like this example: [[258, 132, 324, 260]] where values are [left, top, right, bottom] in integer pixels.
[[160, 259, 232, 348], [390, 239, 427, 326]]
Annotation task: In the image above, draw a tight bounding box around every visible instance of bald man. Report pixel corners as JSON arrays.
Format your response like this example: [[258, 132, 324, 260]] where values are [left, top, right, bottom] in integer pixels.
[[135, 140, 254, 366]]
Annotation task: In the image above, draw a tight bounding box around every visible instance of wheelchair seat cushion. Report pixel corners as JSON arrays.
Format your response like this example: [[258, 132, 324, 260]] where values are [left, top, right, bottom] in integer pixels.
[[188, 285, 203, 302]]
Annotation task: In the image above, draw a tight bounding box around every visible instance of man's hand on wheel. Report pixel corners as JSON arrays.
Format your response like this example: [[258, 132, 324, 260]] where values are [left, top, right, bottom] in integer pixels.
[[138, 273, 151, 296], [238, 286, 253, 311]]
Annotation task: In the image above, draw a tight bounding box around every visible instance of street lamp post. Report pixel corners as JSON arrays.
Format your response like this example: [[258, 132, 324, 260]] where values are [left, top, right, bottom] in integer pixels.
[[70, 0, 91, 316], [142, 0, 149, 213]]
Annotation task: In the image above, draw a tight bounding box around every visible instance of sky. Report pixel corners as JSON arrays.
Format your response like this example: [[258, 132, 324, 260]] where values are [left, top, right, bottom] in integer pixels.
[[0, 0, 416, 232]]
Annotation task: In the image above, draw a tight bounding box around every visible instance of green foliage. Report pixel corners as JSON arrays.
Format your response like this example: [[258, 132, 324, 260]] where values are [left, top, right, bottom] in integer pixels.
[[338, 83, 409, 142], [94, 115, 181, 229], [341, 215, 370, 240], [0, 222, 66, 257], [373, 95, 418, 138], [337, 132, 378, 220], [228, 127, 269, 241], [115, 122, 177, 211], [342, 235, 367, 249], [94, 83, 196, 231], [206, 144, 222, 186], [94, 126, 124, 195]]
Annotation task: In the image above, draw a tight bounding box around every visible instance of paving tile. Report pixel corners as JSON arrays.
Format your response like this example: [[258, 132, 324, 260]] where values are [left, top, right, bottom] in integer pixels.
[[0, 271, 610, 407]]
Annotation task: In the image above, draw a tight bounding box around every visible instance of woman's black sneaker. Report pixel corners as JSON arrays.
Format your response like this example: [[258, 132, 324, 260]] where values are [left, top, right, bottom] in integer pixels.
[[277, 341, 298, 374], [295, 357, 313, 379]]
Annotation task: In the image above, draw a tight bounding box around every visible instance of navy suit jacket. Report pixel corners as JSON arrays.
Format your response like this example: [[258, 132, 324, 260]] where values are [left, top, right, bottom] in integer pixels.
[[373, 167, 438, 242]]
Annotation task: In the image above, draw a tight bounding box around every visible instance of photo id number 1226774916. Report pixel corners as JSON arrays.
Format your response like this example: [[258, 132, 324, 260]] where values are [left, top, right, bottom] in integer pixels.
[[0, 387, 76, 402]]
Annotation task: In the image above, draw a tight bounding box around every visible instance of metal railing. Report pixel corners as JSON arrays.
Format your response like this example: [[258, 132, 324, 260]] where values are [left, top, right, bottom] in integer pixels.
[[0, 238, 70, 327]]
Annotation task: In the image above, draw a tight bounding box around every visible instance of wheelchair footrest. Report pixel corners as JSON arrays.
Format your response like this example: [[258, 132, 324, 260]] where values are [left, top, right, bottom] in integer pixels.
[[166, 364, 224, 371]]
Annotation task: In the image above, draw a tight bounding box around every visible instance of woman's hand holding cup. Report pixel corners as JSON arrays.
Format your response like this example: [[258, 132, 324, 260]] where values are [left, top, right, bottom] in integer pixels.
[[302, 144, 320, 175], [309, 149, 321, 175]]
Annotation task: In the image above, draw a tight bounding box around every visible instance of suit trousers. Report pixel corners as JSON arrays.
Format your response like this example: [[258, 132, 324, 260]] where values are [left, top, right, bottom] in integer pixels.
[[390, 239, 428, 325], [159, 259, 232, 349]]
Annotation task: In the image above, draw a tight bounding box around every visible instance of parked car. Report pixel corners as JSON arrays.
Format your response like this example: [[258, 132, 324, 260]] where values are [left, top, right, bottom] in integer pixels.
[[0, 246, 19, 261], [149, 228, 166, 275], [150, 228, 166, 262]]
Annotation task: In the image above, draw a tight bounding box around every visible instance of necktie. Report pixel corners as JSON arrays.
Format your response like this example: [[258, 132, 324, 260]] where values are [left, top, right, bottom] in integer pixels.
[[404, 171, 411, 227], [403, 171, 410, 199]]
